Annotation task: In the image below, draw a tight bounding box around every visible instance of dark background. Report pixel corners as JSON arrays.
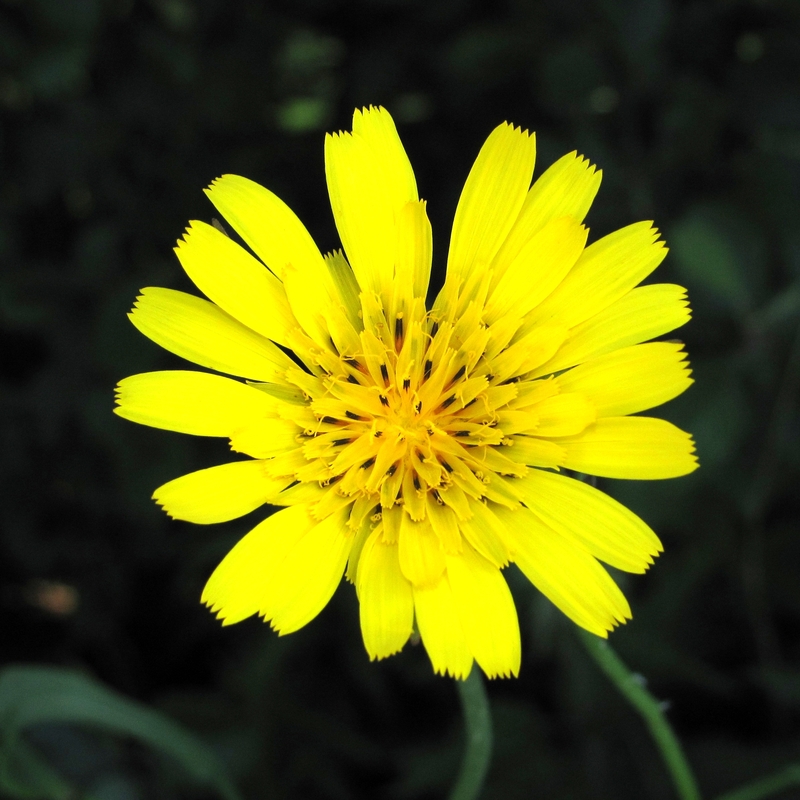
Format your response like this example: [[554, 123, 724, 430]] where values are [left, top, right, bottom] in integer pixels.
[[2, 0, 800, 798]]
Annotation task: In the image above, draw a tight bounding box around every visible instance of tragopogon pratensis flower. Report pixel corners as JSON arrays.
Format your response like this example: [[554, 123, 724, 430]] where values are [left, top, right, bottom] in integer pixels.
[[115, 107, 697, 679]]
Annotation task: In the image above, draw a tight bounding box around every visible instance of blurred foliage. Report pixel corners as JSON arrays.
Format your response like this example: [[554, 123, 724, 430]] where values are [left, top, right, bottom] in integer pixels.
[[1, 0, 800, 798]]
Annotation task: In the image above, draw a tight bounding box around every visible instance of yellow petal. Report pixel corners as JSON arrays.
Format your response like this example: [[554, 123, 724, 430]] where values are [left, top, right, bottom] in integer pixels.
[[396, 200, 433, 300], [533, 392, 596, 437], [153, 460, 292, 524], [357, 528, 414, 660], [459, 500, 512, 567], [533, 284, 691, 377], [326, 114, 415, 297], [130, 287, 294, 382], [555, 342, 693, 416], [351, 105, 418, 212], [413, 575, 474, 679], [446, 545, 520, 678], [559, 416, 698, 479], [484, 217, 588, 324], [491, 152, 601, 285], [398, 514, 446, 586], [174, 220, 296, 346], [507, 436, 565, 468], [500, 506, 631, 636], [229, 417, 303, 458], [204, 174, 328, 285], [516, 469, 662, 573], [267, 507, 352, 634], [202, 504, 317, 625], [527, 221, 667, 329], [446, 123, 536, 290], [114, 371, 278, 436]]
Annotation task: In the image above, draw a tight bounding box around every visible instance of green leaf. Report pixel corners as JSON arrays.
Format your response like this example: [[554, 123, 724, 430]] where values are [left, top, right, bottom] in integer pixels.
[[0, 665, 242, 800]]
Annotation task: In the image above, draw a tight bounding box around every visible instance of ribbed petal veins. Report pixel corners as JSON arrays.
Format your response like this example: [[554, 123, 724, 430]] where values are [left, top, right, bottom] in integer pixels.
[[116, 105, 698, 678]]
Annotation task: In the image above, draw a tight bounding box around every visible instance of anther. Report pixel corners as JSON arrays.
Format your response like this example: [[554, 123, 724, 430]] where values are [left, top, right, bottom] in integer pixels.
[[454, 430, 471, 437], [361, 456, 376, 470], [380, 363, 389, 383], [432, 489, 444, 505], [386, 463, 398, 476], [440, 395, 456, 410], [403, 377, 411, 391], [332, 438, 352, 446], [344, 357, 360, 369], [345, 410, 364, 421], [321, 416, 338, 425], [379, 394, 390, 407], [441, 460, 454, 473], [394, 313, 404, 343], [424, 360, 433, 380], [346, 374, 359, 384], [412, 474, 421, 491], [430, 321, 439, 338], [451, 365, 467, 384], [414, 401, 422, 414]]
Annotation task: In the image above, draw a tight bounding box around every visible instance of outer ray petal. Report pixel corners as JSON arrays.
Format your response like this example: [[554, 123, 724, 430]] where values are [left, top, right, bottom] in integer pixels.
[[175, 220, 297, 346], [357, 528, 414, 660], [532, 284, 691, 377], [202, 505, 317, 625], [446, 123, 536, 291], [351, 105, 418, 214], [153, 461, 293, 524], [516, 469, 662, 573], [533, 392, 596, 437], [559, 417, 698, 479], [204, 175, 328, 285], [526, 221, 667, 330], [484, 217, 588, 324], [398, 514, 446, 586], [114, 371, 279, 436], [500, 506, 631, 636], [491, 152, 601, 286], [446, 545, 521, 678], [413, 575, 474, 679], [130, 287, 295, 382], [554, 342, 693, 416], [326, 110, 417, 299], [267, 507, 353, 634]]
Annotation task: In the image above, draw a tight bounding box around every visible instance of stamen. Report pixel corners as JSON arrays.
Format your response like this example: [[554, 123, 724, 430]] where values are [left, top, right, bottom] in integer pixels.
[[394, 313, 404, 344], [361, 456, 376, 470], [412, 474, 421, 491], [321, 416, 338, 425], [346, 374, 359, 384], [332, 438, 353, 446], [379, 394, 390, 407], [440, 395, 456, 410], [430, 321, 439, 338], [403, 377, 411, 391], [441, 460, 454, 473], [424, 360, 433, 380], [345, 410, 364, 420], [380, 363, 389, 383], [344, 357, 361, 369], [386, 463, 398, 476]]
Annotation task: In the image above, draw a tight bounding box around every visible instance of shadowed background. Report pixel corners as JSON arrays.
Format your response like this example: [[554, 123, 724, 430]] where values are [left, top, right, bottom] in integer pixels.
[[2, 0, 800, 798]]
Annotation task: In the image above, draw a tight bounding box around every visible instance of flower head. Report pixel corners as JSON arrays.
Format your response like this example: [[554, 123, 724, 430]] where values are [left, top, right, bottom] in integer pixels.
[[115, 107, 697, 679]]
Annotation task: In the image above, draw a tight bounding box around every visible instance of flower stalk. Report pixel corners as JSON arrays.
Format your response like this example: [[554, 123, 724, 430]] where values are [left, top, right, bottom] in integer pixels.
[[449, 669, 493, 800], [577, 628, 701, 800]]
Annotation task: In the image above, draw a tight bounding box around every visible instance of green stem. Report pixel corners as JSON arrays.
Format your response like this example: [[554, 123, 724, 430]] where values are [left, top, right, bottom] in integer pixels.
[[578, 628, 702, 800], [714, 764, 800, 800], [448, 668, 493, 800]]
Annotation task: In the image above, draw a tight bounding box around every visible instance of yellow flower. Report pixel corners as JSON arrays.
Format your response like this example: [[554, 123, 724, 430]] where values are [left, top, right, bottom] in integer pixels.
[[115, 106, 697, 679]]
